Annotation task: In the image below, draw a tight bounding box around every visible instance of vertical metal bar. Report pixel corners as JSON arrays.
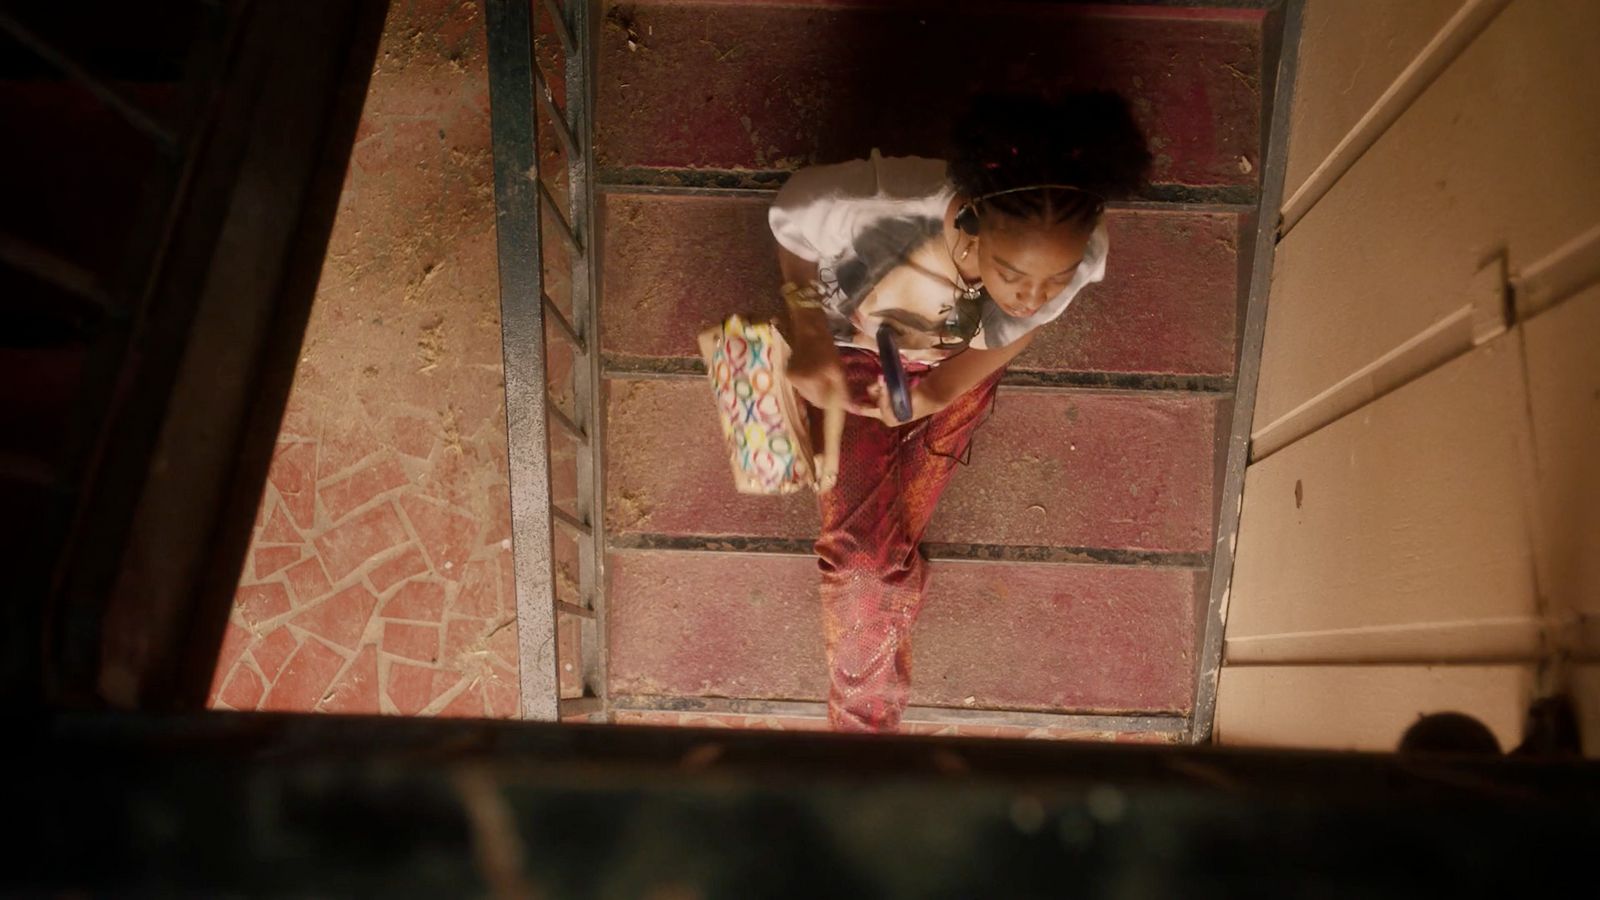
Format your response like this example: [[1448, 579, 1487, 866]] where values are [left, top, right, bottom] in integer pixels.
[[551, 505, 592, 538], [541, 0, 576, 55], [533, 64, 580, 160], [1188, 0, 1304, 745], [485, 0, 559, 722], [543, 293, 584, 351], [538, 181, 583, 256], [546, 401, 588, 445], [568, 0, 609, 713]]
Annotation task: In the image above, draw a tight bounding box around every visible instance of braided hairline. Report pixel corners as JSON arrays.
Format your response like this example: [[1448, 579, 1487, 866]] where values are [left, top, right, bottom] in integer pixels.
[[975, 184, 1104, 229]]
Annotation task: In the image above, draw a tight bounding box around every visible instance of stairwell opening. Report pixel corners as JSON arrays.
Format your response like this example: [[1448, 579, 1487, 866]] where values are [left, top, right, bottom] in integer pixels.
[[202, 0, 1278, 743]]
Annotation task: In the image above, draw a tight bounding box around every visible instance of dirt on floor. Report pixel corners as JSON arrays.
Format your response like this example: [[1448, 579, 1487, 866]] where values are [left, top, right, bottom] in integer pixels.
[[207, 0, 550, 718]]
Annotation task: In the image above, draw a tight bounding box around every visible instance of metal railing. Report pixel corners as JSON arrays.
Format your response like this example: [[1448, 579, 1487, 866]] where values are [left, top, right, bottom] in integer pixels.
[[485, 0, 606, 721]]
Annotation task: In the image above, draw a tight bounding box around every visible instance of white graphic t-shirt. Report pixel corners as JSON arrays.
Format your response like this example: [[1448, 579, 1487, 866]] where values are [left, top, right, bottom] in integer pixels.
[[768, 150, 1109, 365]]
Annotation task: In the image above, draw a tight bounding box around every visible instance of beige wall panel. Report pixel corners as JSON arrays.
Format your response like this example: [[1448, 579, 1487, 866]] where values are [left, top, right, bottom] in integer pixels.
[[1216, 664, 1531, 751], [1257, 0, 1600, 431], [1284, 0, 1465, 198], [1523, 283, 1600, 650], [1228, 335, 1539, 661]]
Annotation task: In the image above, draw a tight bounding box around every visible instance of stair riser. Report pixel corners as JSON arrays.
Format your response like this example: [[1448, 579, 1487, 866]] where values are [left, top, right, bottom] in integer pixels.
[[607, 549, 1198, 713], [600, 193, 1242, 378], [605, 378, 1219, 553], [597, 1, 1264, 189]]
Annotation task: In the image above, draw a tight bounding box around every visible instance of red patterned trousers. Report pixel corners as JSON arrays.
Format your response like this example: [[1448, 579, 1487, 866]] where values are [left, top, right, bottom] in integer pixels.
[[811, 348, 1004, 732]]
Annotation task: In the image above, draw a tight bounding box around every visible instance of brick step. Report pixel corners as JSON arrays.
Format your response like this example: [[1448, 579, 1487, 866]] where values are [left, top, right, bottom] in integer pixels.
[[609, 704, 1182, 743], [605, 377, 1219, 554], [606, 549, 1198, 714], [600, 193, 1242, 380], [597, 0, 1263, 193]]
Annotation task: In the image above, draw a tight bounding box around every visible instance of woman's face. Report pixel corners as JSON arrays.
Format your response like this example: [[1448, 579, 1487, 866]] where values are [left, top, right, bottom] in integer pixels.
[[976, 214, 1091, 318]]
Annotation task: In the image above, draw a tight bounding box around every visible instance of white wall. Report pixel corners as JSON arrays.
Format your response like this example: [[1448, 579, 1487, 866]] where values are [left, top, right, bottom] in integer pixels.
[[1217, 0, 1600, 753]]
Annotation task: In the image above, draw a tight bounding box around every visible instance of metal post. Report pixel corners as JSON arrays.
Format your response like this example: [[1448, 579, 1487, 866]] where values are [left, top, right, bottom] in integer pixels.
[[566, 0, 610, 717], [1188, 0, 1305, 743], [487, 0, 607, 722], [485, 0, 559, 721]]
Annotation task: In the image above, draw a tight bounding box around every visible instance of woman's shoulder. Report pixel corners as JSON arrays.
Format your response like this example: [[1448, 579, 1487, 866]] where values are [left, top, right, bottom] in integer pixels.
[[776, 150, 948, 206], [769, 151, 951, 260]]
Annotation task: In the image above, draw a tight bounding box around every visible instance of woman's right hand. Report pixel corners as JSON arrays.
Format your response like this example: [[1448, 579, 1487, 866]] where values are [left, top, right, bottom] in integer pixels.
[[775, 251, 875, 418], [778, 274, 851, 414], [788, 336, 884, 420]]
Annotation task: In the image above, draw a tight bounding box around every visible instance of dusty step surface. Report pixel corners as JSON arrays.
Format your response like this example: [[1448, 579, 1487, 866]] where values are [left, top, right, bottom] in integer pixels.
[[609, 707, 1180, 742], [606, 378, 1220, 554], [596, 0, 1264, 194], [590, 0, 1252, 731], [600, 194, 1243, 382], [606, 550, 1198, 714]]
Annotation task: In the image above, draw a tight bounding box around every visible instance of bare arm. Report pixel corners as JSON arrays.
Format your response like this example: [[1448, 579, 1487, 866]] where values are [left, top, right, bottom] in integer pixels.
[[869, 328, 1036, 425], [777, 247, 867, 415]]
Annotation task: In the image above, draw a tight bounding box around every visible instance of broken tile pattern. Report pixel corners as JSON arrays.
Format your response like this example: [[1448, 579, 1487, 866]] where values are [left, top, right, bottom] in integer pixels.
[[209, 0, 525, 719]]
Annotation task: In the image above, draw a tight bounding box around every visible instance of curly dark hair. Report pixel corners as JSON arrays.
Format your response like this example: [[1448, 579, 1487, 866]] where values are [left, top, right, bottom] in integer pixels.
[[947, 91, 1152, 229]]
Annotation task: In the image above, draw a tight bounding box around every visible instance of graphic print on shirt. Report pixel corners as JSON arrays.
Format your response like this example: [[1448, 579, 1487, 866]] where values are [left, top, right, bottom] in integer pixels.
[[818, 213, 985, 358]]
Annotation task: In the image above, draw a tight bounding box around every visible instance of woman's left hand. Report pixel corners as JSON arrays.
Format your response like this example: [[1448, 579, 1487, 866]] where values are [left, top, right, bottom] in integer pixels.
[[849, 377, 912, 425], [843, 379, 887, 421]]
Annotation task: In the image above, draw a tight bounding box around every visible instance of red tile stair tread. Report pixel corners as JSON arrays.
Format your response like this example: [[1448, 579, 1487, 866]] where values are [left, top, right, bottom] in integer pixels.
[[606, 379, 1218, 554], [597, 0, 1263, 190], [600, 196, 1241, 379], [606, 550, 1196, 714]]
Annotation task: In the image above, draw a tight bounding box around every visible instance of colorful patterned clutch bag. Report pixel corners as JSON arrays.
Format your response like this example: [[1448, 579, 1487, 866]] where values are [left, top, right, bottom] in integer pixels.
[[698, 314, 841, 495]]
